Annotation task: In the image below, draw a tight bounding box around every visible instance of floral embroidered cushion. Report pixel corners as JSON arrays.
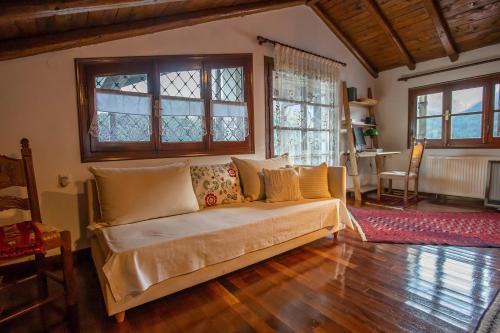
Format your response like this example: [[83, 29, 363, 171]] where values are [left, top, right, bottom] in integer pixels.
[[191, 162, 244, 208]]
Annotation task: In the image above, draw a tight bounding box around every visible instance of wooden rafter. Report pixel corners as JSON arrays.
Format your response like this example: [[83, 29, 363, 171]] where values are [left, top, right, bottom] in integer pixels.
[[0, 0, 184, 24], [422, 0, 459, 62], [309, 3, 378, 78], [362, 0, 416, 70], [0, 0, 305, 61]]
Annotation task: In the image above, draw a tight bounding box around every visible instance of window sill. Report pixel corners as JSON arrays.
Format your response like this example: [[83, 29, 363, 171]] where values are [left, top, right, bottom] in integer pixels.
[[81, 147, 255, 163]]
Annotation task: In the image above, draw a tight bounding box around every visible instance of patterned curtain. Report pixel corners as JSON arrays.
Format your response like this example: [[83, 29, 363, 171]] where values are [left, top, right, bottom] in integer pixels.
[[273, 44, 341, 166]]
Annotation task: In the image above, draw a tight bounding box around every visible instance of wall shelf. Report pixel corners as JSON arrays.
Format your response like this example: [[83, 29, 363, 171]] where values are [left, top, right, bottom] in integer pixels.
[[342, 120, 377, 128], [342, 83, 383, 204], [349, 99, 378, 107]]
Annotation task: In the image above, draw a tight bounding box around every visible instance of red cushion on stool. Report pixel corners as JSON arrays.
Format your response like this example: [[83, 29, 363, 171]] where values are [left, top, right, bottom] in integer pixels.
[[0, 221, 44, 258]]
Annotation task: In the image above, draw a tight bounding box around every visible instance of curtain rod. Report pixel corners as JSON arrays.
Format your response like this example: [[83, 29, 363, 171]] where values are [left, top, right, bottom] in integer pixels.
[[257, 35, 347, 67], [397, 56, 500, 81]]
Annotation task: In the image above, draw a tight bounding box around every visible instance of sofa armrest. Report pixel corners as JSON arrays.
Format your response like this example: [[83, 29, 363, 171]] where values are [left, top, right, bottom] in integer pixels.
[[328, 166, 346, 203]]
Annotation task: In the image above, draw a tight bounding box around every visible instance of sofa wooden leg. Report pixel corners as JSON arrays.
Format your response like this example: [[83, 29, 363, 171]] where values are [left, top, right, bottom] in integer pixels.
[[115, 311, 126, 323]]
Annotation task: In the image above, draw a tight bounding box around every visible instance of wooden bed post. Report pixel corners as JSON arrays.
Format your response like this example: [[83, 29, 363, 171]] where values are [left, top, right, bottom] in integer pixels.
[[115, 311, 126, 323]]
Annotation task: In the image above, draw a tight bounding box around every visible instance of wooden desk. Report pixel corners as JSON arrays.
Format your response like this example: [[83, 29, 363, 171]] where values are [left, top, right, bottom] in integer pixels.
[[343, 151, 401, 158], [357, 151, 400, 158], [344, 151, 400, 196]]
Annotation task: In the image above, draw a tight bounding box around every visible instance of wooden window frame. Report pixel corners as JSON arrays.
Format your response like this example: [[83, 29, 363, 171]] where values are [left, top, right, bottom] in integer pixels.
[[408, 72, 500, 149], [76, 54, 254, 162], [264, 56, 338, 164], [264, 56, 274, 158]]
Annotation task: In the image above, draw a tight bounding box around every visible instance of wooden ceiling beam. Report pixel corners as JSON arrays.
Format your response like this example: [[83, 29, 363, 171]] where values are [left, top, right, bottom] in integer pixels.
[[0, 0, 184, 24], [309, 3, 378, 78], [0, 0, 305, 61], [422, 0, 459, 62], [362, 0, 416, 70]]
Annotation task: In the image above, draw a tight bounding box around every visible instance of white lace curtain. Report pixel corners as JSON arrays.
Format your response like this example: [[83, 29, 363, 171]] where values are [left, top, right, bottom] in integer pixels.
[[273, 44, 341, 166]]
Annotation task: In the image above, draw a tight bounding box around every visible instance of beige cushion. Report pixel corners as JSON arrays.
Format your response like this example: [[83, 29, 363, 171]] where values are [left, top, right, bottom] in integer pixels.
[[89, 162, 199, 226], [231, 154, 290, 201], [298, 163, 331, 199], [262, 168, 302, 203]]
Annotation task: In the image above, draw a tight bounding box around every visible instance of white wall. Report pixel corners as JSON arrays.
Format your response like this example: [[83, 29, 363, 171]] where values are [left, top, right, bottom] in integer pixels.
[[375, 43, 500, 189], [0, 6, 375, 250]]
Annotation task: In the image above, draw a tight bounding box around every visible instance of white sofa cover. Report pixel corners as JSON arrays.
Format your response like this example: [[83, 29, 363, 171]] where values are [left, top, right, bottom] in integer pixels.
[[95, 198, 352, 302], [86, 166, 350, 317]]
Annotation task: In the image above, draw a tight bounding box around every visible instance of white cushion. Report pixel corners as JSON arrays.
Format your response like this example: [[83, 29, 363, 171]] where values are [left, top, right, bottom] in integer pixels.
[[298, 163, 331, 199], [89, 162, 199, 226], [231, 154, 290, 201], [263, 168, 302, 203]]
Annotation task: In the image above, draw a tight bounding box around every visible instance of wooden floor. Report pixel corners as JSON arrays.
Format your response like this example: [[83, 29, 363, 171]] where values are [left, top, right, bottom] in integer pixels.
[[1, 196, 499, 333]]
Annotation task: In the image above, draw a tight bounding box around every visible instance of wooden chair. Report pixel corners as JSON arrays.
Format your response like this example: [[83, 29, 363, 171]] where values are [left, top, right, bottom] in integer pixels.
[[377, 140, 426, 205], [0, 138, 76, 325]]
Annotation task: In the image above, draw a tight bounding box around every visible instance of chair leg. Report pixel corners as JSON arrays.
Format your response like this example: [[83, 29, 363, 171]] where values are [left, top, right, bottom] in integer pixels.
[[35, 253, 48, 299], [60, 231, 77, 307], [414, 178, 419, 198], [388, 179, 393, 194], [404, 179, 409, 205], [377, 177, 382, 201]]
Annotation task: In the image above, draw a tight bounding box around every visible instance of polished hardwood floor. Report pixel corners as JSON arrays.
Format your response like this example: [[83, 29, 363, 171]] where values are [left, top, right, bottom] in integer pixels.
[[1, 196, 499, 333]]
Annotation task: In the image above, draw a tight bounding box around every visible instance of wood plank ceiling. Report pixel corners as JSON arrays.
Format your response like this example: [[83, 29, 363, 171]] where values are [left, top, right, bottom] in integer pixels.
[[0, 0, 498, 77]]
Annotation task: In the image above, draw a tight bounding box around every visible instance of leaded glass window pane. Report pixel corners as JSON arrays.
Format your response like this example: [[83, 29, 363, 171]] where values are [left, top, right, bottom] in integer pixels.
[[211, 101, 248, 142], [211, 67, 244, 102], [160, 70, 201, 98], [210, 66, 247, 142], [161, 97, 205, 142], [160, 70, 205, 143], [93, 74, 151, 142]]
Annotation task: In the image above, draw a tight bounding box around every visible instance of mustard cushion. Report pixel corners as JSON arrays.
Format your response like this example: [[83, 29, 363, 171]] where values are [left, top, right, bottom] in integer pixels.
[[231, 154, 290, 201], [263, 168, 302, 203], [298, 163, 331, 199]]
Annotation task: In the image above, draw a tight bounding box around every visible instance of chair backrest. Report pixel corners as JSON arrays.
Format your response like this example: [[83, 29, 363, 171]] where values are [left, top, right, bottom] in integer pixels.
[[407, 139, 426, 177], [0, 138, 41, 222]]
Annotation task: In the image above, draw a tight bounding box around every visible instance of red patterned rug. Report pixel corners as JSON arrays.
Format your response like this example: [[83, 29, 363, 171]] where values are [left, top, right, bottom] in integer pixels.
[[349, 208, 500, 247]]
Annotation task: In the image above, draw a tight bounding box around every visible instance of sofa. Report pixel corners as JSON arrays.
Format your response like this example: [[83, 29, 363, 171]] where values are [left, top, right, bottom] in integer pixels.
[[85, 159, 352, 323]]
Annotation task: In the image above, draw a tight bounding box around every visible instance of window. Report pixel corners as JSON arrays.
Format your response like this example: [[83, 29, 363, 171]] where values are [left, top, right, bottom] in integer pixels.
[[408, 73, 500, 148], [76, 54, 253, 162], [264, 57, 339, 165]]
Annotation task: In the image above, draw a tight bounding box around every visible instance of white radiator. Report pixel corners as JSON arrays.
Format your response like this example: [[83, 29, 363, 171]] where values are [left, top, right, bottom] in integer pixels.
[[419, 156, 494, 199]]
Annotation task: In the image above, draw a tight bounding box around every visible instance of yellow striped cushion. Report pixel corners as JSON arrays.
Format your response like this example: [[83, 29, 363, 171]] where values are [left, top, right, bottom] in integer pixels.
[[263, 168, 302, 203], [298, 163, 331, 199]]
